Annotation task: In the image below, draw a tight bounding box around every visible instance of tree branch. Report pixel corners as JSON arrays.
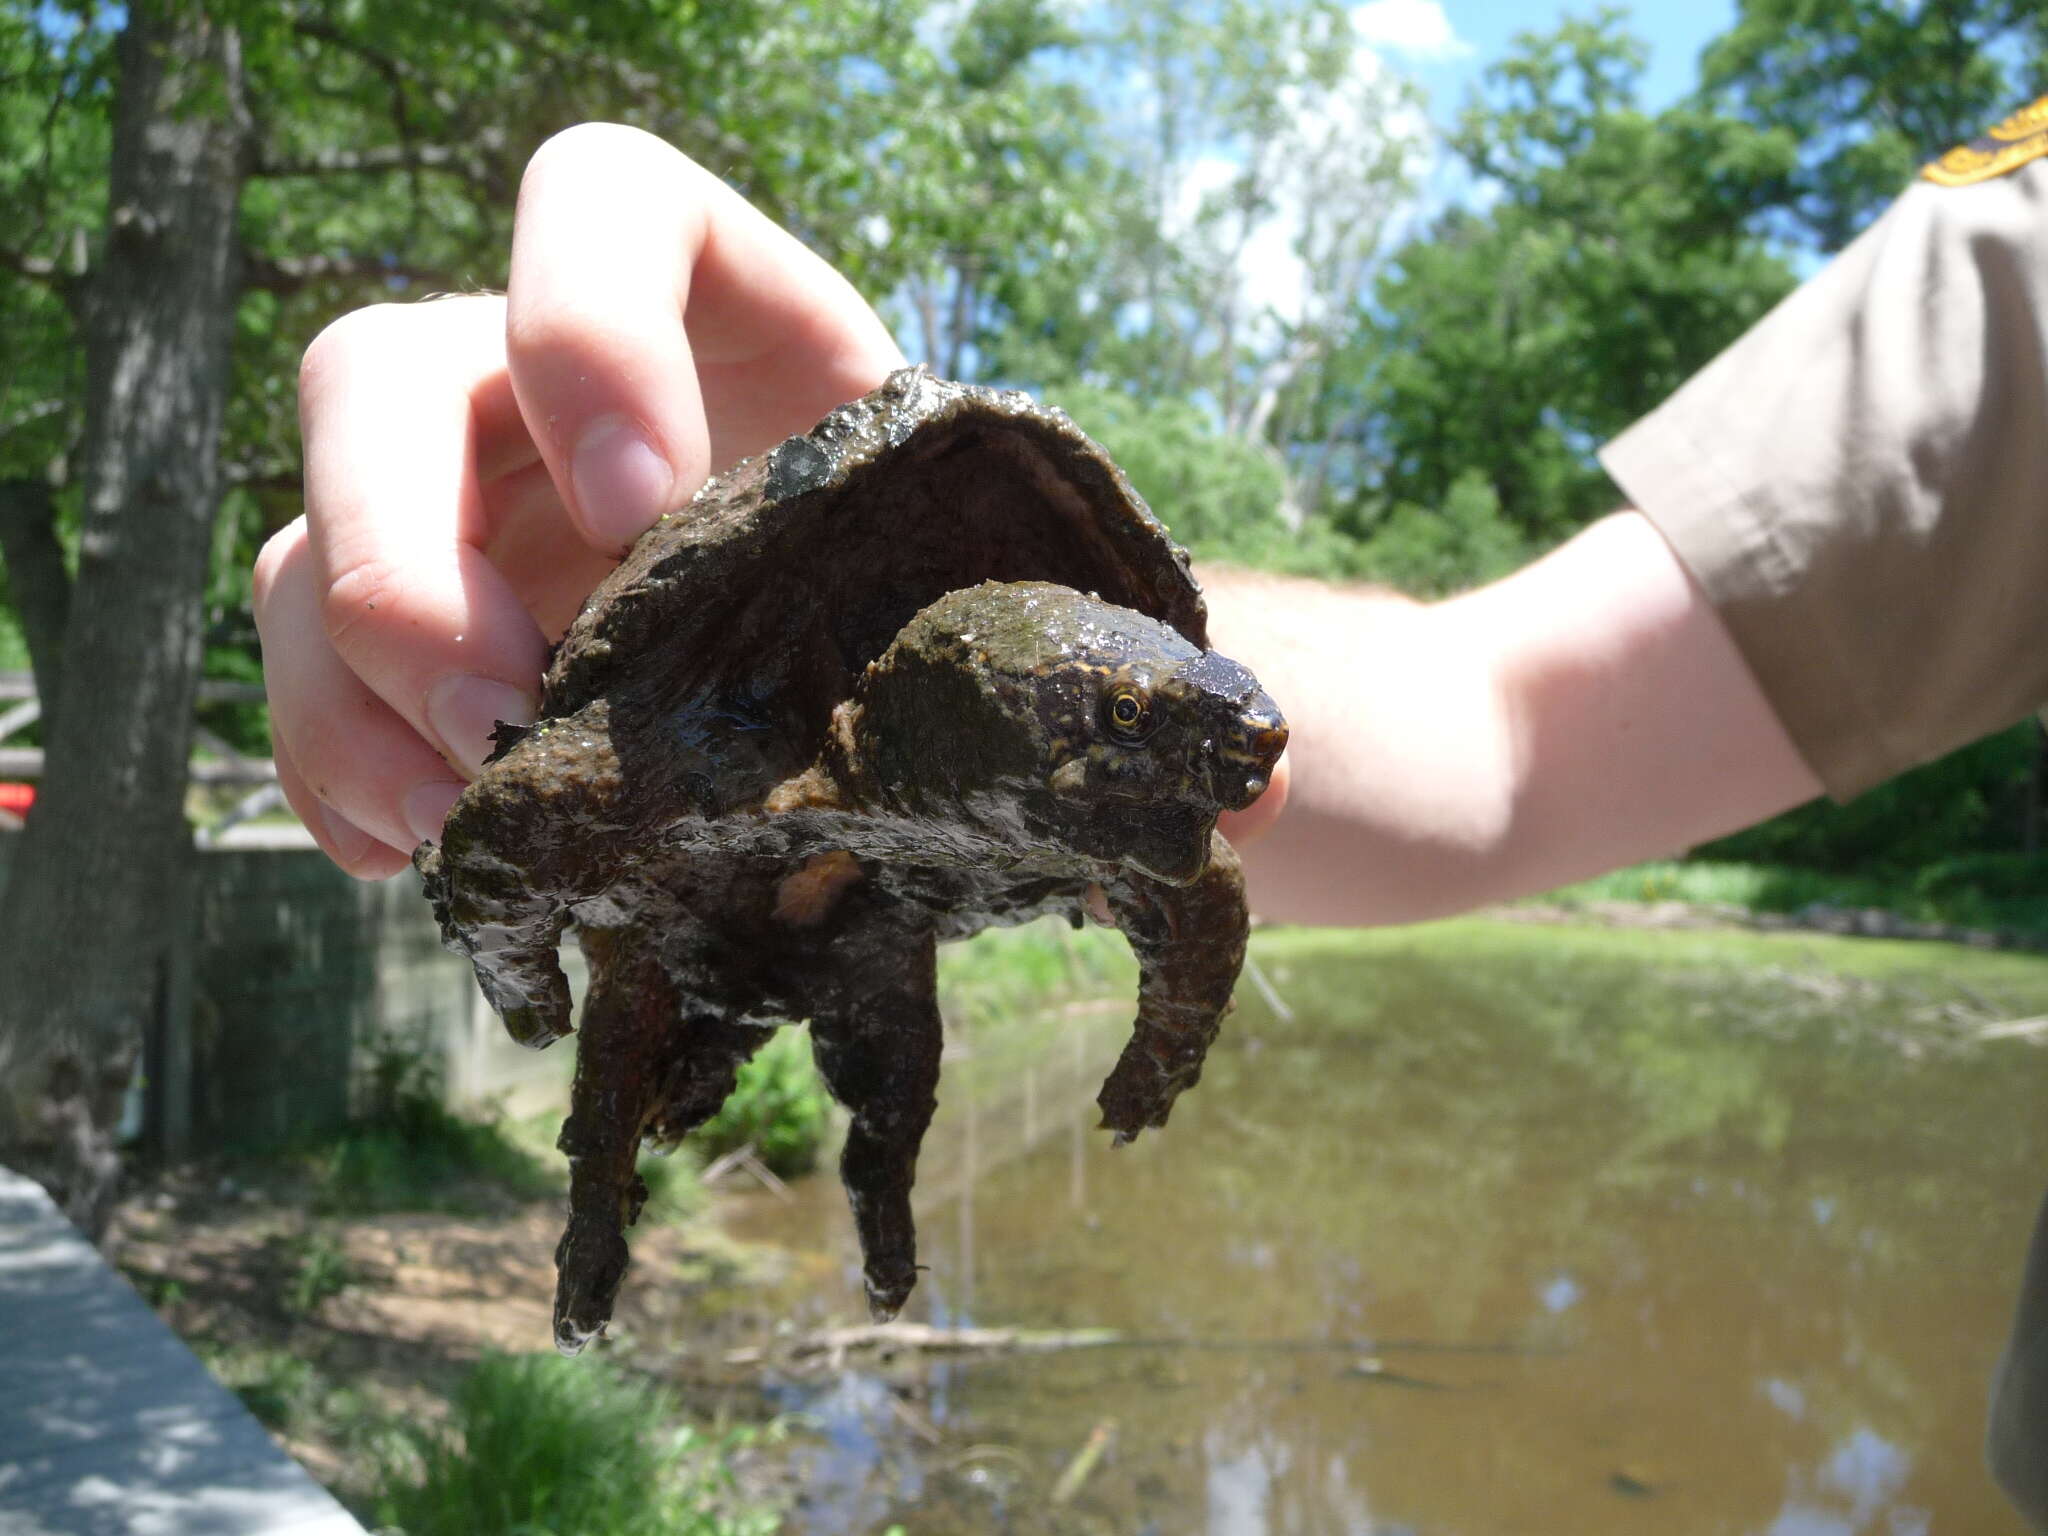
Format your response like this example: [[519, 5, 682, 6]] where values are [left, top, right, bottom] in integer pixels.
[[222, 460, 305, 500], [241, 249, 467, 295], [0, 244, 83, 314], [0, 399, 69, 443], [250, 139, 489, 178]]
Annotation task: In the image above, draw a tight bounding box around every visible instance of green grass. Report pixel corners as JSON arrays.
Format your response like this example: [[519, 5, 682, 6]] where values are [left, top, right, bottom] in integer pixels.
[[279, 1228, 355, 1317], [681, 922, 1138, 1181], [1254, 915, 2048, 1001], [372, 1353, 779, 1536], [302, 1099, 556, 1215], [194, 1342, 378, 1442], [688, 1029, 834, 1179], [1539, 857, 2048, 943], [288, 1035, 557, 1214], [937, 919, 1136, 1031]]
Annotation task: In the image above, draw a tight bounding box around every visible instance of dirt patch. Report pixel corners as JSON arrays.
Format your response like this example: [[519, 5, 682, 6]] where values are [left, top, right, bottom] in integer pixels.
[[105, 1173, 809, 1503]]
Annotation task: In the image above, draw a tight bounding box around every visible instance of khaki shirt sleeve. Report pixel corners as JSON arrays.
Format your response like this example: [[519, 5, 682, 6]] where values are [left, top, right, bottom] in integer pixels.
[[1598, 158, 2048, 801]]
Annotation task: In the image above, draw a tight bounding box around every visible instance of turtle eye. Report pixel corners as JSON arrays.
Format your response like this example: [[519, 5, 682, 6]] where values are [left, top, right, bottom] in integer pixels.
[[1101, 684, 1154, 744]]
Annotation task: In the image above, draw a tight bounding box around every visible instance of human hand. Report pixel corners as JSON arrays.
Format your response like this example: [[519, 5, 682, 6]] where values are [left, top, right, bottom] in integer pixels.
[[254, 123, 905, 877]]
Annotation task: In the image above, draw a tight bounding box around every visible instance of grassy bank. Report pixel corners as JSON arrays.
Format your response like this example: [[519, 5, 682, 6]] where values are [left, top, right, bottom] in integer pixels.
[[1537, 857, 2048, 944], [1253, 912, 2048, 1004]]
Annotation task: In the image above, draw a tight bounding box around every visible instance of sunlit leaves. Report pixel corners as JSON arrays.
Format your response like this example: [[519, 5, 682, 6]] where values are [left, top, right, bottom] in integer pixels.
[[1701, 0, 2048, 250]]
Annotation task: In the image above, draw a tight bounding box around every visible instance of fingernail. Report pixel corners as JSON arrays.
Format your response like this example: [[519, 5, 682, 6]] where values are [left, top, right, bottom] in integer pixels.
[[404, 779, 466, 846], [426, 675, 536, 777], [572, 414, 672, 552], [319, 803, 374, 866]]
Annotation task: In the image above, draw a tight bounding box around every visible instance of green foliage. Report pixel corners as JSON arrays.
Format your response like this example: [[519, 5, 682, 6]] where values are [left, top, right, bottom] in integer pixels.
[[974, 0, 1418, 473], [1699, 722, 2039, 874], [935, 917, 1136, 1033], [1701, 0, 2048, 250], [1546, 854, 2048, 942], [280, 1227, 355, 1317], [373, 1353, 779, 1536], [195, 1342, 373, 1438], [688, 1028, 833, 1179], [1359, 9, 1799, 536], [1055, 384, 1289, 555], [1914, 851, 2048, 904], [1352, 470, 1530, 598], [300, 1037, 553, 1214]]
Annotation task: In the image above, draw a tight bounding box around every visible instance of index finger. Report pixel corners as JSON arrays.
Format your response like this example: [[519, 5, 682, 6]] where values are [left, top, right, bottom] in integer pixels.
[[506, 122, 906, 554], [298, 296, 556, 781]]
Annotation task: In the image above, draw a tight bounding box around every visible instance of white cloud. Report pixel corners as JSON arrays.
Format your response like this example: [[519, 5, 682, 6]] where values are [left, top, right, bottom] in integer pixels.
[[1350, 0, 1469, 61]]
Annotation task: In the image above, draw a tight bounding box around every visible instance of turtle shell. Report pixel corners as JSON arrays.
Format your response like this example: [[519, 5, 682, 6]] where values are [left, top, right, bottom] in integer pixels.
[[529, 367, 1209, 803]]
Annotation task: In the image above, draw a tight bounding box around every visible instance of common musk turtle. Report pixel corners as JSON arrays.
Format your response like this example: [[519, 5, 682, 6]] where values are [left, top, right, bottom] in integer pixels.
[[416, 367, 1287, 1352]]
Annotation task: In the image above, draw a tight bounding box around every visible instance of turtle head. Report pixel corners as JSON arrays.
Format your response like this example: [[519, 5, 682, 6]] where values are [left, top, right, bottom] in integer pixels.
[[850, 582, 1286, 884]]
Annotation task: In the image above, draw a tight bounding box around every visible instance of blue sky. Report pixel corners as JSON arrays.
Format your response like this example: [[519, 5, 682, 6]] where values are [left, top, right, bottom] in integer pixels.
[[1365, 0, 1742, 119]]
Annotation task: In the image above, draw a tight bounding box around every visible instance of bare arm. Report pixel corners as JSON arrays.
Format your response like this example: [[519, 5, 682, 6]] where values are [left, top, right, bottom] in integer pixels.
[[1205, 511, 1825, 927]]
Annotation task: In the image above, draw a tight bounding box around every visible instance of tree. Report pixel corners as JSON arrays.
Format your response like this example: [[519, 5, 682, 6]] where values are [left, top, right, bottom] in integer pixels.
[[0, 0, 248, 1230], [973, 0, 1419, 441], [1701, 0, 2048, 251], [872, 0, 1118, 379], [1350, 9, 1800, 537]]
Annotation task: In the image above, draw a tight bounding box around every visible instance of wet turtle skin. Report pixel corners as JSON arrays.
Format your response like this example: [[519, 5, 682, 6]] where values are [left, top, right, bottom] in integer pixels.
[[415, 368, 1287, 1353]]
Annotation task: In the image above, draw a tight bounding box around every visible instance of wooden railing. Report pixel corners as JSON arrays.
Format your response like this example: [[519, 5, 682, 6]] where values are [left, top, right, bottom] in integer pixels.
[[0, 671, 291, 842]]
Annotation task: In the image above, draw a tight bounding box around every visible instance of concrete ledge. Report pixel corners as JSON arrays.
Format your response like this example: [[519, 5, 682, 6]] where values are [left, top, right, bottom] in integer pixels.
[[0, 1168, 368, 1536]]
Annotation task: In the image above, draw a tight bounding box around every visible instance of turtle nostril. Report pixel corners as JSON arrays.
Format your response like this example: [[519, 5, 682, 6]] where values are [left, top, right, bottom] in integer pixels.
[[1235, 700, 1287, 772]]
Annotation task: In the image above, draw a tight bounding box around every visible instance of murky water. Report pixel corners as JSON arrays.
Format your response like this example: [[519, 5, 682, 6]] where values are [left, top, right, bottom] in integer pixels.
[[707, 920, 2048, 1534]]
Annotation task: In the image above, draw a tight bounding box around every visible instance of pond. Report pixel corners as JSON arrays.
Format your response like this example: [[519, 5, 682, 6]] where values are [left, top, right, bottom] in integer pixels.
[[706, 919, 2048, 1534]]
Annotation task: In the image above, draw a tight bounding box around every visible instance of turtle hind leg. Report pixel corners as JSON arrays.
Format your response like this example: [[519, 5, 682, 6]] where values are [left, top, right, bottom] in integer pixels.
[[807, 932, 943, 1322], [1095, 833, 1250, 1142], [552, 925, 675, 1355], [646, 1015, 779, 1147]]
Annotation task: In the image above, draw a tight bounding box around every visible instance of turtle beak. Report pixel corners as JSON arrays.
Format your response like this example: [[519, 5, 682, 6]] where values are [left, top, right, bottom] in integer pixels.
[[1213, 693, 1287, 811]]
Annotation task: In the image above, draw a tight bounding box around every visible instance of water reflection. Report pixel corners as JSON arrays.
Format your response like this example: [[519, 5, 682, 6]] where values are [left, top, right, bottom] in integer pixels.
[[713, 921, 2048, 1534], [1765, 1426, 1925, 1536]]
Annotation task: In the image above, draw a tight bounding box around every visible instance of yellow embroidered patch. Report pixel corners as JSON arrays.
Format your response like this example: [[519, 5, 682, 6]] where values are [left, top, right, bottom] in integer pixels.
[[1923, 94, 2048, 186]]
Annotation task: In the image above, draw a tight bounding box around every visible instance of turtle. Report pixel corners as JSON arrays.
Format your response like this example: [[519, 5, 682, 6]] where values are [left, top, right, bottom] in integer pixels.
[[415, 366, 1287, 1354]]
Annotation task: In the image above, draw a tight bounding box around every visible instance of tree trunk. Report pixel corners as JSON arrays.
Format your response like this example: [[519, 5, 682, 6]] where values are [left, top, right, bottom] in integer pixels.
[[0, 2, 247, 1234]]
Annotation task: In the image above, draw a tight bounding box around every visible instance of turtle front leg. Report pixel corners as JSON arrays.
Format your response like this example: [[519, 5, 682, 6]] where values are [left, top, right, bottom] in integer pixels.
[[807, 932, 944, 1322], [1095, 832, 1250, 1143], [553, 924, 673, 1355], [416, 702, 637, 1048]]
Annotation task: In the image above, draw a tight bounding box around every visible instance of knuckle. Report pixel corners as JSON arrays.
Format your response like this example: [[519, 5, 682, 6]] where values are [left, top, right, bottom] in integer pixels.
[[250, 516, 308, 615], [299, 303, 414, 401], [320, 550, 411, 650]]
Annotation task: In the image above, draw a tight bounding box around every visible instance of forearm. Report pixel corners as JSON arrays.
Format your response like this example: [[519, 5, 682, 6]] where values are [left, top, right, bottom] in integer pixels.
[[1201, 512, 1824, 926]]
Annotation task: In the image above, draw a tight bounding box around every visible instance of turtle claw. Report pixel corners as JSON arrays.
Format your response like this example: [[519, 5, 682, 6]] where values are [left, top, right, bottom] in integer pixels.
[[552, 1219, 628, 1356], [865, 1280, 910, 1324], [502, 997, 571, 1050], [1095, 1037, 1199, 1140]]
